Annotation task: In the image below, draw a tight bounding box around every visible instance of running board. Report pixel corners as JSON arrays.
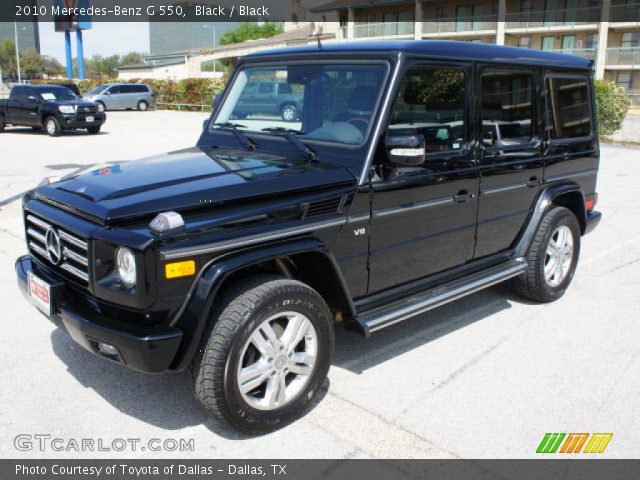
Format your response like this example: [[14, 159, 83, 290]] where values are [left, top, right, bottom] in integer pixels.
[[354, 258, 528, 336]]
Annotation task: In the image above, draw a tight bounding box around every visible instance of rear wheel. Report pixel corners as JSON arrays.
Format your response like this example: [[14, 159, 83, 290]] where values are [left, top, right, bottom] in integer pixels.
[[281, 104, 298, 122], [515, 206, 581, 303], [137, 100, 148, 111], [45, 117, 62, 137], [192, 275, 333, 433]]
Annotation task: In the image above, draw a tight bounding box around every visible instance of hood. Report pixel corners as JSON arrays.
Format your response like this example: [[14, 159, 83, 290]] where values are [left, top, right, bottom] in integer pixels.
[[51, 99, 99, 108], [36, 147, 356, 224]]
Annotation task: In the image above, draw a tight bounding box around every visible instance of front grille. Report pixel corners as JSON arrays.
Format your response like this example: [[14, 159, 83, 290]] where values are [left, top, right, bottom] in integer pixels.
[[78, 106, 97, 114], [26, 214, 90, 284]]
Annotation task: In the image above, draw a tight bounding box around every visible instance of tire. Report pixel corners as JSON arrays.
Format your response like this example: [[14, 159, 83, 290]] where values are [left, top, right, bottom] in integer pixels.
[[45, 116, 62, 137], [281, 104, 298, 122], [137, 101, 148, 111], [0, 117, 5, 133], [192, 275, 333, 434], [515, 206, 581, 303], [87, 126, 101, 134], [96, 101, 106, 112]]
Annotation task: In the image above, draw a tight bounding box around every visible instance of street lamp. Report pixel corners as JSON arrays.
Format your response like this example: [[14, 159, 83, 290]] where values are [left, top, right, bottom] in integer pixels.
[[203, 24, 217, 73]]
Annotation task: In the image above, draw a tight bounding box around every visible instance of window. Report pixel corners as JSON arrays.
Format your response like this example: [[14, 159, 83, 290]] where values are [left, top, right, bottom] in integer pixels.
[[108, 86, 121, 94], [546, 76, 592, 138], [277, 83, 292, 94], [621, 32, 639, 48], [388, 67, 466, 153], [121, 85, 135, 93], [481, 70, 534, 146], [436, 7, 448, 18], [518, 37, 531, 48], [586, 33, 598, 50], [520, 0, 533, 11], [133, 85, 149, 93], [541, 36, 555, 50], [617, 72, 634, 90], [258, 83, 274, 94]]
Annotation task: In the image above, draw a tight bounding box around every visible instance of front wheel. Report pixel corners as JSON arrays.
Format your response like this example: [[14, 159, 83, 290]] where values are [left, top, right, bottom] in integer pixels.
[[45, 117, 62, 137], [515, 206, 581, 303], [96, 102, 106, 112], [87, 126, 101, 134], [192, 275, 333, 433]]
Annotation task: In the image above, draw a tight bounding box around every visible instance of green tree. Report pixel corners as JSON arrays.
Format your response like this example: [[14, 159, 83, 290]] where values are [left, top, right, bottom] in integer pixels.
[[42, 56, 65, 77], [219, 22, 283, 45], [0, 39, 17, 79], [120, 51, 145, 66], [594, 80, 630, 136], [20, 49, 43, 79]]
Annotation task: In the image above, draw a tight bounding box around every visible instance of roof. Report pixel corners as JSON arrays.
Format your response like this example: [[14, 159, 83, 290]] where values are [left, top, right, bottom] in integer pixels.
[[311, 0, 412, 12], [245, 40, 593, 69], [116, 58, 186, 70]]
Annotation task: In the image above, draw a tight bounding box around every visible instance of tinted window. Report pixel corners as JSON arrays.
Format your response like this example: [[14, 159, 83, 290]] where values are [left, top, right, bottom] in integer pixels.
[[481, 70, 533, 146], [278, 83, 292, 94], [389, 67, 466, 153], [134, 85, 149, 93], [121, 85, 135, 93], [258, 83, 274, 94], [546, 76, 592, 139], [108, 86, 121, 94]]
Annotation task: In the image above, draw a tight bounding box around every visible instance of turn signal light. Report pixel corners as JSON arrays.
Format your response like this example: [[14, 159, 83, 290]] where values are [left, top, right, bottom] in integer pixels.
[[585, 193, 598, 212], [165, 260, 196, 279]]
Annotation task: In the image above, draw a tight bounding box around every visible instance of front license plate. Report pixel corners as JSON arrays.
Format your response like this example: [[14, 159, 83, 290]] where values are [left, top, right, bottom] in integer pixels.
[[28, 271, 51, 316], [86, 116, 94, 123]]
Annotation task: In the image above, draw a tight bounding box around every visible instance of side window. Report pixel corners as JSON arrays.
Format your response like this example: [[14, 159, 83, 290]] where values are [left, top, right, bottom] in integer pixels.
[[109, 86, 121, 95], [278, 83, 292, 94], [388, 67, 467, 153], [121, 85, 135, 94], [546, 75, 592, 139], [135, 85, 149, 93], [481, 69, 534, 146], [258, 83, 274, 94]]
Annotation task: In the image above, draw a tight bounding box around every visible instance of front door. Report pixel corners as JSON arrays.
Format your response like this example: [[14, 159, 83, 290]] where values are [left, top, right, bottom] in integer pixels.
[[368, 64, 478, 293], [475, 66, 543, 258]]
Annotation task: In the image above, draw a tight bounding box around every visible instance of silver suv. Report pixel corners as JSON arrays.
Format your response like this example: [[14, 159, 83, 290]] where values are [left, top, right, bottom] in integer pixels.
[[83, 83, 156, 112]]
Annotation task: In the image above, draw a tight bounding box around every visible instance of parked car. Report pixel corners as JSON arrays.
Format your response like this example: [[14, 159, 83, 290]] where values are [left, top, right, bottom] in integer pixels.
[[16, 41, 601, 434], [232, 81, 303, 121], [83, 83, 156, 112], [0, 84, 105, 136], [51, 83, 81, 96]]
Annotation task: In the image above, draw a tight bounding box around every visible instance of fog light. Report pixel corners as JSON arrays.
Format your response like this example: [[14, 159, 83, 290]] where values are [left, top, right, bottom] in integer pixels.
[[98, 342, 118, 356]]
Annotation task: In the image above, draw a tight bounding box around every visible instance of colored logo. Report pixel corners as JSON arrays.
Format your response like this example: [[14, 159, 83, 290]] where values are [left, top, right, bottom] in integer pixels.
[[536, 433, 613, 454]]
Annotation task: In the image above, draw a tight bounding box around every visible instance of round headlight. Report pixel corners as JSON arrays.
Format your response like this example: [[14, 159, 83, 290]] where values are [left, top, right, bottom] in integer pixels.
[[115, 247, 136, 289]]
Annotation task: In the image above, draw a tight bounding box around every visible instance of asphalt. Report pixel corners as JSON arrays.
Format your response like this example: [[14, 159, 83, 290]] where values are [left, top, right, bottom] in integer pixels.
[[0, 111, 638, 459]]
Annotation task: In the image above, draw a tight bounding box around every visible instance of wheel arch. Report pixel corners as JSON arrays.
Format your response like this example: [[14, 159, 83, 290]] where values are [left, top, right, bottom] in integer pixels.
[[168, 236, 354, 371]]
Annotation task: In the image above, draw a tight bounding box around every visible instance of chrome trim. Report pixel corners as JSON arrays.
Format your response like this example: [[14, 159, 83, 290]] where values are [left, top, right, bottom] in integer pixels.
[[161, 218, 347, 260], [26, 215, 51, 230], [358, 54, 404, 186], [373, 196, 453, 219], [346, 213, 371, 223], [59, 230, 88, 250], [27, 228, 46, 244], [544, 168, 597, 183], [481, 182, 527, 196], [60, 262, 89, 282], [29, 241, 48, 259], [363, 259, 528, 333], [63, 247, 88, 266]]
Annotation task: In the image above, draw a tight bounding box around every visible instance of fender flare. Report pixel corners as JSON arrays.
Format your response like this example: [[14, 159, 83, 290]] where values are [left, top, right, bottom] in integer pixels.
[[168, 236, 354, 371], [515, 182, 585, 258]]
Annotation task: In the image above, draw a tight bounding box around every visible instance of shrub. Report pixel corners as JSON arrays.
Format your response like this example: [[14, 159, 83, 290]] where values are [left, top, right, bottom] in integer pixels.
[[594, 80, 630, 136]]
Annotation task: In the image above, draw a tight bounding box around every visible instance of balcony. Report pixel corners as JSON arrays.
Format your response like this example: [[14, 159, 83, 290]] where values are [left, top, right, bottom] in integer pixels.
[[353, 22, 415, 39], [609, 3, 640, 24], [606, 47, 640, 68], [548, 48, 598, 61], [505, 7, 600, 30], [422, 14, 498, 36]]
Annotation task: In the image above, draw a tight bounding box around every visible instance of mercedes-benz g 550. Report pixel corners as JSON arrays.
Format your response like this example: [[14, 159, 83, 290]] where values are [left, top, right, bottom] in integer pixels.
[[16, 41, 601, 433]]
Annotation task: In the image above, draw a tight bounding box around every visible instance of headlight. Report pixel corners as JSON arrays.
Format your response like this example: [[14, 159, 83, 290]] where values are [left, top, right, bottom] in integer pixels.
[[59, 105, 76, 114], [115, 247, 136, 289]]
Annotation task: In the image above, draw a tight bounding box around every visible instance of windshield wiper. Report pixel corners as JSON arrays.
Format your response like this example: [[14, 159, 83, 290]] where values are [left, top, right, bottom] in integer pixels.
[[212, 122, 257, 151], [261, 127, 317, 162]]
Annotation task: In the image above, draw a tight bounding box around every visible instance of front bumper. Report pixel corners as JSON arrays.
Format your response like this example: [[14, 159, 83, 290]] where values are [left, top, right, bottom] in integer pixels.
[[16, 255, 182, 373], [584, 210, 602, 235], [59, 113, 106, 129]]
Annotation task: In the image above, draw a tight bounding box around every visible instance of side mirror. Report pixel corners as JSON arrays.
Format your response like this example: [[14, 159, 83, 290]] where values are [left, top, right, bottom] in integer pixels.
[[384, 135, 426, 166], [104, 91, 111, 95], [482, 131, 496, 147], [27, 95, 38, 102]]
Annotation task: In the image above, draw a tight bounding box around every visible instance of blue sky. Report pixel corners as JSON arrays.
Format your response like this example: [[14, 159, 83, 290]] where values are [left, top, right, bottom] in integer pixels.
[[39, 22, 151, 61]]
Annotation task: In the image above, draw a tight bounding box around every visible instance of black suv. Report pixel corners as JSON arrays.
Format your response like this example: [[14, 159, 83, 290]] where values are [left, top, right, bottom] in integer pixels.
[[15, 41, 601, 433]]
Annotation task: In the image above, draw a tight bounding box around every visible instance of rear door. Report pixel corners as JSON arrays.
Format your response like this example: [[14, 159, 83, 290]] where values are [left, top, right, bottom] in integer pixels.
[[368, 63, 478, 293], [475, 65, 544, 258]]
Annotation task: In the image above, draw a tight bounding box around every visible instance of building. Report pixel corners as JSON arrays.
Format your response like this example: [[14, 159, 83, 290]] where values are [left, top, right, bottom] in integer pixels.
[[309, 0, 640, 91], [0, 0, 40, 54], [149, 22, 237, 56]]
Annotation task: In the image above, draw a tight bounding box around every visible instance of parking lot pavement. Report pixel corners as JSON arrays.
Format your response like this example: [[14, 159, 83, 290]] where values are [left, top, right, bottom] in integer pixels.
[[1, 112, 639, 459]]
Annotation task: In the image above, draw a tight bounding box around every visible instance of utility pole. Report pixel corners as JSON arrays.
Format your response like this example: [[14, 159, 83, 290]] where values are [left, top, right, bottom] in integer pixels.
[[204, 24, 217, 73], [14, 22, 22, 83]]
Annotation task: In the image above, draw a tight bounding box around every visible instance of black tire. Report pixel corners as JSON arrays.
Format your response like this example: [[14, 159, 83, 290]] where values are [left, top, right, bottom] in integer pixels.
[[96, 101, 106, 112], [137, 101, 148, 111], [45, 116, 62, 137], [192, 275, 333, 434], [87, 126, 101, 134], [515, 206, 581, 303], [281, 103, 298, 122]]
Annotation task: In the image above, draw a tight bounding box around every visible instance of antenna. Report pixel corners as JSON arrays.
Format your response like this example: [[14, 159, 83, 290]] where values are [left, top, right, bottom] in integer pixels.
[[312, 24, 324, 49]]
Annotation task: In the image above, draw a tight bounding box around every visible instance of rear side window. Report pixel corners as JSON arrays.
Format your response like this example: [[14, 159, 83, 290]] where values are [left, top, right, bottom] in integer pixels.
[[546, 76, 592, 139], [481, 69, 534, 146], [121, 85, 135, 93], [108, 86, 121, 94], [258, 83, 274, 94], [388, 67, 467, 153], [278, 83, 292, 94], [133, 85, 148, 93]]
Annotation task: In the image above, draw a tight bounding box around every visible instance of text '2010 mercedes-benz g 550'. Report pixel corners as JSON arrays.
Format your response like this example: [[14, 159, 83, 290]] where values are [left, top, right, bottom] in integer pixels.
[[16, 41, 601, 433]]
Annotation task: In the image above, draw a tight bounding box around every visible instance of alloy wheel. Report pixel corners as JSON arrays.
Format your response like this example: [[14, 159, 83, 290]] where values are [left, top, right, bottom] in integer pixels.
[[544, 225, 574, 287]]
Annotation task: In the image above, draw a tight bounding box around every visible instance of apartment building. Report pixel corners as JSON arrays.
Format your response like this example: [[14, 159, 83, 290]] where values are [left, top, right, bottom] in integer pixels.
[[310, 0, 640, 91]]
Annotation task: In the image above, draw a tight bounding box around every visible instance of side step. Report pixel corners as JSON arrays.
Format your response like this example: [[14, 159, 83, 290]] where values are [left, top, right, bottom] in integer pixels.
[[354, 258, 528, 336]]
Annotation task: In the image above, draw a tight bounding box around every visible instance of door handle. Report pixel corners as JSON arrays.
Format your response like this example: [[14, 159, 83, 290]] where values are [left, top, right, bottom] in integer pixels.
[[526, 177, 540, 187], [453, 190, 474, 203]]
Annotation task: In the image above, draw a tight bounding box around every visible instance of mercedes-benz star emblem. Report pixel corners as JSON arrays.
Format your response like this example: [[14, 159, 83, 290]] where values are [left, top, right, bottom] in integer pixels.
[[45, 227, 62, 265]]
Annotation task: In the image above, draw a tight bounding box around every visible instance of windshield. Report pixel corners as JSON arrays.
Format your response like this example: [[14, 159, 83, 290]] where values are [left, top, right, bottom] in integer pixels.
[[38, 87, 77, 101], [213, 63, 387, 145], [88, 85, 110, 95]]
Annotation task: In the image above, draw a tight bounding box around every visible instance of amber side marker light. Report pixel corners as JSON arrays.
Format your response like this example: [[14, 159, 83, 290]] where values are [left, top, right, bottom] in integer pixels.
[[585, 193, 598, 212], [165, 260, 196, 279]]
